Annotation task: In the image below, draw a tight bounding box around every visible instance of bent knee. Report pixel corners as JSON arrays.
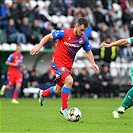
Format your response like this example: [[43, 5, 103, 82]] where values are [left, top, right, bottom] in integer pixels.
[[65, 75, 73, 87], [54, 87, 61, 94]]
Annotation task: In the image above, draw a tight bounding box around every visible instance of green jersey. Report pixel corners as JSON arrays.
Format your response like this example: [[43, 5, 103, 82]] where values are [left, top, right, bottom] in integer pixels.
[[128, 37, 133, 44]]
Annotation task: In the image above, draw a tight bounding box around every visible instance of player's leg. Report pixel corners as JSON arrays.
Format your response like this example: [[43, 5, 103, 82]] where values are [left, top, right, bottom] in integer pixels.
[[11, 73, 22, 104], [117, 67, 133, 113], [11, 82, 21, 104], [117, 87, 133, 113], [61, 74, 72, 110], [113, 87, 133, 118], [0, 85, 14, 95], [113, 90, 133, 118], [113, 68, 133, 118], [0, 72, 14, 95], [41, 86, 57, 97], [60, 74, 73, 120], [50, 59, 71, 120], [38, 59, 64, 106], [38, 85, 62, 106], [0, 85, 6, 95]]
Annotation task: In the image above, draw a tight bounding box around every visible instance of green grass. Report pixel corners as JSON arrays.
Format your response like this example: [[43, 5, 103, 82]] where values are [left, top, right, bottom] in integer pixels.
[[0, 98, 133, 133]]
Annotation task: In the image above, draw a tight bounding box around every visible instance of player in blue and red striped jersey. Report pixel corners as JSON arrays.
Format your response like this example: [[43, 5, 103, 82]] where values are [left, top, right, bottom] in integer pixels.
[[30, 17, 99, 120], [0, 45, 24, 104]]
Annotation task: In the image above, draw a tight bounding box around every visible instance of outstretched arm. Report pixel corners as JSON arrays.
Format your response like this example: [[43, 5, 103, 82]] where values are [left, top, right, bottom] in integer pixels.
[[86, 50, 99, 73], [100, 38, 129, 48], [30, 33, 53, 55], [6, 61, 19, 67]]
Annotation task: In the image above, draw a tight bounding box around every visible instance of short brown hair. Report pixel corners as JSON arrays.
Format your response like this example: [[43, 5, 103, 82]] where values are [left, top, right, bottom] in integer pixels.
[[76, 17, 88, 28]]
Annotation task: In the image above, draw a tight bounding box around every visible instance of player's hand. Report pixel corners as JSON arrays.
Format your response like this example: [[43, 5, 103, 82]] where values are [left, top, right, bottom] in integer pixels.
[[30, 46, 41, 55], [92, 63, 99, 73], [100, 43, 112, 48]]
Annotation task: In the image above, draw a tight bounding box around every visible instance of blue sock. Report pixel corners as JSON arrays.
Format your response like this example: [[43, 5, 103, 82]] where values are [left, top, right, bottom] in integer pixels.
[[49, 86, 55, 95]]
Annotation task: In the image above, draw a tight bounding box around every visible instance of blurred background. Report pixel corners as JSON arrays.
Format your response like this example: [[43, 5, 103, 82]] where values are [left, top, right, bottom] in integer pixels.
[[0, 0, 133, 99]]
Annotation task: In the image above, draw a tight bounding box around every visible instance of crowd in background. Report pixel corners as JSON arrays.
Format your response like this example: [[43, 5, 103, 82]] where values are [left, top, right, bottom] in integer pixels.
[[0, 0, 133, 61], [0, 63, 120, 98], [0, 0, 133, 98]]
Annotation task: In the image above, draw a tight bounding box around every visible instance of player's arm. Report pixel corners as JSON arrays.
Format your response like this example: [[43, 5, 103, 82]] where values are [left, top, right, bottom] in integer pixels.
[[5, 61, 18, 67], [30, 33, 53, 55], [86, 50, 99, 73], [30, 29, 65, 55], [100, 38, 129, 48], [83, 38, 99, 72], [5, 54, 18, 67]]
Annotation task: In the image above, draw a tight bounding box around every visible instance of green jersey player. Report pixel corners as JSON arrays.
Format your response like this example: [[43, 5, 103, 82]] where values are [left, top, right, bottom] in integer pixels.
[[101, 37, 133, 118]]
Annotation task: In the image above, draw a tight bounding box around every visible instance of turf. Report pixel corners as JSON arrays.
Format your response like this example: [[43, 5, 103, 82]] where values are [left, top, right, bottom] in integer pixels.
[[0, 98, 132, 133]]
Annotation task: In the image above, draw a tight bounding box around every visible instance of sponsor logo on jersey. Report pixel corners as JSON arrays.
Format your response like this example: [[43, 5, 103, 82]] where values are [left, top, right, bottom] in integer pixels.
[[64, 42, 80, 47]]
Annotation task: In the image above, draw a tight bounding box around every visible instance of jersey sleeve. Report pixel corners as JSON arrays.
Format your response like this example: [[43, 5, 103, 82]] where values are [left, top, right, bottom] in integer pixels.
[[127, 37, 133, 44], [84, 26, 93, 38], [6, 54, 14, 62], [83, 38, 91, 51], [52, 29, 65, 39]]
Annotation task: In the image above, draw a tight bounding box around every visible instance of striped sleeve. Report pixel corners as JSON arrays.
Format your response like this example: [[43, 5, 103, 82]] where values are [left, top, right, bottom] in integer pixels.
[[6, 54, 14, 62], [52, 29, 65, 39]]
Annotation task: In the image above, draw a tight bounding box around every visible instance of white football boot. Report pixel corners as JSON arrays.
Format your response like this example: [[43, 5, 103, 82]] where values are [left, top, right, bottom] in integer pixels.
[[60, 108, 69, 120], [112, 110, 119, 118]]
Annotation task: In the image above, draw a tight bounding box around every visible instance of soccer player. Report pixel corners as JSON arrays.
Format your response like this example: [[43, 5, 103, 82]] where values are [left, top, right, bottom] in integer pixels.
[[30, 17, 99, 120], [100, 37, 133, 118], [0, 45, 24, 104]]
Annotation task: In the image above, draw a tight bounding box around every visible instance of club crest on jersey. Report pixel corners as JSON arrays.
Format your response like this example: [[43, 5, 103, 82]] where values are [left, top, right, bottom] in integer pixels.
[[79, 38, 83, 44]]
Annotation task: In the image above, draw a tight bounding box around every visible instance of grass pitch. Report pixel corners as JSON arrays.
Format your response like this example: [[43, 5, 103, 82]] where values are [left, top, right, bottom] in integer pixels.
[[0, 98, 132, 133]]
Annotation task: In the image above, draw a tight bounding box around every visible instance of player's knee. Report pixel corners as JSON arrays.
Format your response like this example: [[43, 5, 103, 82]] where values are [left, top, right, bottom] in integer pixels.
[[54, 87, 61, 94], [65, 75, 73, 87], [16, 83, 22, 89]]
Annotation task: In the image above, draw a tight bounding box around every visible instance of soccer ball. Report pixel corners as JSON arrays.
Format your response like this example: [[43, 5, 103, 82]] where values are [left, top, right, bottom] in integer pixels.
[[68, 107, 82, 122]]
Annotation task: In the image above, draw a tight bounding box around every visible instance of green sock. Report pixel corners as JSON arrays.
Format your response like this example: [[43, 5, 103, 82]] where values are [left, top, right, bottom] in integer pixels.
[[121, 87, 133, 110], [130, 67, 133, 85]]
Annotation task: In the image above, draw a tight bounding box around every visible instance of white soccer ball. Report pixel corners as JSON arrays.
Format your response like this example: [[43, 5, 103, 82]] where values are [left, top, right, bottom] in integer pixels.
[[68, 107, 82, 122]]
